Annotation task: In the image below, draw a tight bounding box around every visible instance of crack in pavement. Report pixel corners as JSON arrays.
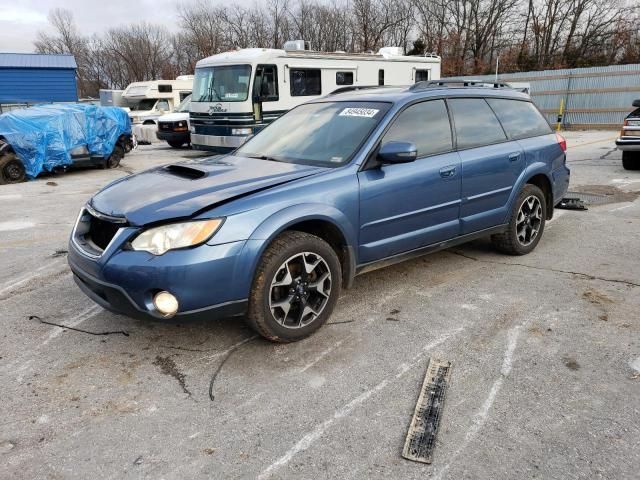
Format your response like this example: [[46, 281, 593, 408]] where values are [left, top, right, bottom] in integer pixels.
[[449, 251, 640, 288]]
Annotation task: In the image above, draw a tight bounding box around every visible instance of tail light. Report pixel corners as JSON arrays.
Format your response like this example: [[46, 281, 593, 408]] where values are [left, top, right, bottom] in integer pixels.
[[556, 132, 567, 152], [621, 119, 628, 138]]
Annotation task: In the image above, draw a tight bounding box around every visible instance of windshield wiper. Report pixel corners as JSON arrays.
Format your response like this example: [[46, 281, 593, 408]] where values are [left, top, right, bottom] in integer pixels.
[[244, 154, 283, 163]]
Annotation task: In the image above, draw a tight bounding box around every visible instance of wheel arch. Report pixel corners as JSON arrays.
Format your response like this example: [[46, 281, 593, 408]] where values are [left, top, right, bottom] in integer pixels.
[[246, 205, 358, 290], [510, 167, 555, 221]]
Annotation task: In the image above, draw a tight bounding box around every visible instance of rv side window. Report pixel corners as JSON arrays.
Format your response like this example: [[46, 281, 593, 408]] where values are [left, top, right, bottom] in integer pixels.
[[378, 70, 385, 86], [157, 100, 170, 112], [336, 72, 353, 86], [254, 64, 279, 102], [290, 69, 321, 96], [158, 85, 173, 93], [415, 70, 429, 82]]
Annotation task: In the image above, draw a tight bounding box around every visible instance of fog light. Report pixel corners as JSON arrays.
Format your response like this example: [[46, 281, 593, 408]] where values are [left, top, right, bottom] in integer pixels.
[[231, 128, 252, 136], [153, 291, 179, 317]]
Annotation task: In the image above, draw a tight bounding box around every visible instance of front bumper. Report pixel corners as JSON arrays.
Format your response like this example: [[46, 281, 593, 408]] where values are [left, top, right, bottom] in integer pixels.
[[191, 133, 247, 151], [68, 237, 249, 322], [156, 130, 190, 143]]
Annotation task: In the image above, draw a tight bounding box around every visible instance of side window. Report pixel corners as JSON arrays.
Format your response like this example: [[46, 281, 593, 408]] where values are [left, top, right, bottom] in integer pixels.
[[415, 70, 429, 82], [448, 98, 507, 149], [378, 69, 385, 86], [382, 99, 453, 157], [336, 71, 353, 86], [290, 69, 321, 96], [156, 100, 170, 111], [255, 64, 279, 102], [486, 98, 552, 139]]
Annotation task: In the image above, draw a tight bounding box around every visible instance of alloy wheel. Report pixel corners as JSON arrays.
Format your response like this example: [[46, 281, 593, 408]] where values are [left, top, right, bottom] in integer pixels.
[[269, 252, 332, 329], [516, 195, 543, 246]]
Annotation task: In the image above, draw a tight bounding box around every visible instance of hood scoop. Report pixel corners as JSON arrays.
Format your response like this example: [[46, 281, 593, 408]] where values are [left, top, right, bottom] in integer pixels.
[[163, 164, 207, 180]]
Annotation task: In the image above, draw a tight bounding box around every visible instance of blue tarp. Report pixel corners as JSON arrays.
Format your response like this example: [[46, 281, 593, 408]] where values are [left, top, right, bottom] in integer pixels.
[[0, 104, 131, 179]]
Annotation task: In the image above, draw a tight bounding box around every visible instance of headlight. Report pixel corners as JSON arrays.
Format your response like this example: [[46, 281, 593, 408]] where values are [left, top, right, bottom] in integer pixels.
[[131, 219, 223, 255], [232, 128, 252, 136], [177, 121, 186, 128]]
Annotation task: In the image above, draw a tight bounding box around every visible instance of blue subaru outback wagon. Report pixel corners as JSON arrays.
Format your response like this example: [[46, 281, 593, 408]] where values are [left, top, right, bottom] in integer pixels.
[[69, 81, 570, 342]]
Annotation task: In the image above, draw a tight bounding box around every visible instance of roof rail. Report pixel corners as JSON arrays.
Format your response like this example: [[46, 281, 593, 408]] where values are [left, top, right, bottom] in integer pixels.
[[329, 85, 390, 95], [410, 79, 512, 91]]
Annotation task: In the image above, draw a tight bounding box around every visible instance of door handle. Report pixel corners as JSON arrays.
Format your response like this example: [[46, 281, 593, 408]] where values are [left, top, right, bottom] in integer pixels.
[[509, 152, 521, 161], [439, 165, 457, 178]]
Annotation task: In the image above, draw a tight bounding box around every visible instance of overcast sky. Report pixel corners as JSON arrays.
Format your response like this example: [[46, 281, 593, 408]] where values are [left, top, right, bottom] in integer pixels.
[[0, 0, 184, 53]]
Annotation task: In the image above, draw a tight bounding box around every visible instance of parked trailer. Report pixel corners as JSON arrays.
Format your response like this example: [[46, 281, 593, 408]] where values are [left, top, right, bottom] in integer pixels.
[[190, 43, 441, 152]]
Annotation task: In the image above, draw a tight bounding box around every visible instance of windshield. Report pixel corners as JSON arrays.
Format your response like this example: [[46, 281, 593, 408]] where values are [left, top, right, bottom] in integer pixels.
[[130, 99, 156, 111], [193, 65, 252, 103], [176, 95, 191, 112], [236, 101, 391, 167]]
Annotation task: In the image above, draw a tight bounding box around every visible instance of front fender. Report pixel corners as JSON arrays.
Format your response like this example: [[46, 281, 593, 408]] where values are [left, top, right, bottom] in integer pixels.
[[233, 204, 358, 298]]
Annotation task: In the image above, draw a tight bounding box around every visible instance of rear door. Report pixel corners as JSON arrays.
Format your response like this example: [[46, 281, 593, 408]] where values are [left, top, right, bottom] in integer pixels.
[[357, 99, 461, 263], [448, 98, 526, 234]]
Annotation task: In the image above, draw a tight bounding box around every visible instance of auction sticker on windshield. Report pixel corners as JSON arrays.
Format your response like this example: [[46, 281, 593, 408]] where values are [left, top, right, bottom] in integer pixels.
[[339, 108, 379, 118]]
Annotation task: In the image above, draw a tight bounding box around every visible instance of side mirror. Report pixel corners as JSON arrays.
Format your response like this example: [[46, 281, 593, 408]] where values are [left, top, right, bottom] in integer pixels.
[[633, 99, 640, 108], [377, 141, 418, 164]]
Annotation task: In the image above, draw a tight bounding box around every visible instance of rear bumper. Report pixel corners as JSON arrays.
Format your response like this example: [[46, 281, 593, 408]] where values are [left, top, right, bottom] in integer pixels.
[[68, 238, 250, 322], [156, 130, 190, 144], [616, 137, 640, 151]]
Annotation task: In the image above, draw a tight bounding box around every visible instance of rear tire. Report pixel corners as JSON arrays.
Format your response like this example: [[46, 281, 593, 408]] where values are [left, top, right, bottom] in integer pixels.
[[0, 153, 26, 184], [168, 140, 185, 148], [622, 151, 640, 170], [246, 231, 342, 343], [491, 184, 547, 255]]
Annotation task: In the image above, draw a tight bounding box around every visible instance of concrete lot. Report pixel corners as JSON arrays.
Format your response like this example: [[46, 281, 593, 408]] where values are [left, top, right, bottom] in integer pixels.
[[0, 132, 638, 479]]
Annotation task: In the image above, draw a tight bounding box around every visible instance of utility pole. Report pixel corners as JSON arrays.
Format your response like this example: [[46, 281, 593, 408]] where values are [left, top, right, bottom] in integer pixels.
[[495, 54, 499, 83]]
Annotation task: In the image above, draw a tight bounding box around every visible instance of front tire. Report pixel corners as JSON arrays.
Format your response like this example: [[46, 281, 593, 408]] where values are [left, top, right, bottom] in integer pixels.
[[246, 231, 342, 342], [0, 153, 26, 184], [622, 151, 640, 170], [491, 184, 547, 255]]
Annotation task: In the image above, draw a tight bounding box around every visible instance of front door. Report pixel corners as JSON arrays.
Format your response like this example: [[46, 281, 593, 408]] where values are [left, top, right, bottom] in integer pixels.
[[357, 99, 461, 264]]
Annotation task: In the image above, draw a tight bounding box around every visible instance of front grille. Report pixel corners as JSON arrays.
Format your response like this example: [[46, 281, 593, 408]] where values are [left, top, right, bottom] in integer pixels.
[[88, 215, 120, 250], [73, 206, 126, 257], [159, 122, 173, 131]]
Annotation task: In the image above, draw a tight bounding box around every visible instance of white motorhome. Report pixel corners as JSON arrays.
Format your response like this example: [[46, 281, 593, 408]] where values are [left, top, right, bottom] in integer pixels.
[[190, 43, 441, 151], [123, 76, 193, 125]]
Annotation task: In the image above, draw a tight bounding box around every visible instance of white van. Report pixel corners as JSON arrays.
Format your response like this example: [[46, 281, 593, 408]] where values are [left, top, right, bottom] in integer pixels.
[[123, 76, 193, 125], [190, 43, 441, 152], [156, 94, 192, 148]]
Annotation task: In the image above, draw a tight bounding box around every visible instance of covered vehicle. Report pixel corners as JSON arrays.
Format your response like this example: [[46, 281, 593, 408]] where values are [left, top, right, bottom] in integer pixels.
[[0, 103, 134, 184], [616, 99, 640, 170]]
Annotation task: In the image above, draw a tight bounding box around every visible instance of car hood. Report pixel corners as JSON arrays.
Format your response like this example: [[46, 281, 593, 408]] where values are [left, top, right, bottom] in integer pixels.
[[158, 112, 189, 122], [90, 155, 328, 225]]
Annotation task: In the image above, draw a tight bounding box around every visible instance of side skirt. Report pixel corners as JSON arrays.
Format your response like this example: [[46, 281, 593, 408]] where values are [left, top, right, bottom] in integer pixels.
[[355, 224, 508, 276]]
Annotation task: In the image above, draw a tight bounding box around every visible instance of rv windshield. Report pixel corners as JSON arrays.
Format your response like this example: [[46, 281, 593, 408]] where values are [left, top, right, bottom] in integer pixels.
[[236, 101, 392, 167], [193, 65, 252, 103], [130, 99, 157, 111]]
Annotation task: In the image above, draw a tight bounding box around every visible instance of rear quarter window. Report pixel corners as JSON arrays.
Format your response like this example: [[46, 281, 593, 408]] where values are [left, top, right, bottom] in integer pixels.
[[448, 98, 507, 149], [487, 98, 552, 139]]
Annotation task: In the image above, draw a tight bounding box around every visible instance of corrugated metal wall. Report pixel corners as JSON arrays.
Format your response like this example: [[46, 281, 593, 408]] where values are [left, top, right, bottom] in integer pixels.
[[0, 67, 78, 104], [448, 63, 640, 129]]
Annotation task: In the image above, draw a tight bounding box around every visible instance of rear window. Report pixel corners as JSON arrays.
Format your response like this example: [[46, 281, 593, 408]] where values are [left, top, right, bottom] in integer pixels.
[[487, 98, 552, 139], [448, 98, 507, 149]]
